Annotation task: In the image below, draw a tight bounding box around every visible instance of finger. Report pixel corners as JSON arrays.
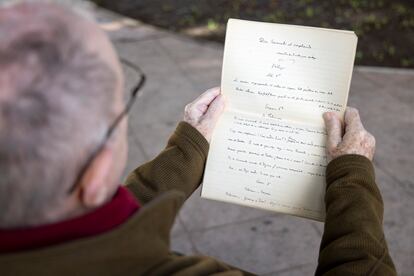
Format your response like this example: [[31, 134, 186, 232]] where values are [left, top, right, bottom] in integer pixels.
[[193, 87, 221, 106], [203, 94, 226, 123], [344, 107, 364, 132], [323, 112, 343, 149]]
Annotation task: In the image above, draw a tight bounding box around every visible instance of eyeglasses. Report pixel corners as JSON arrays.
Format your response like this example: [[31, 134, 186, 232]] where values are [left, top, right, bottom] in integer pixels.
[[67, 58, 146, 194]]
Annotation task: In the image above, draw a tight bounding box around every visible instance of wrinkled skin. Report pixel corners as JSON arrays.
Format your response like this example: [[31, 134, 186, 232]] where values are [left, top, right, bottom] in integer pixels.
[[323, 107, 376, 162], [183, 87, 226, 143]]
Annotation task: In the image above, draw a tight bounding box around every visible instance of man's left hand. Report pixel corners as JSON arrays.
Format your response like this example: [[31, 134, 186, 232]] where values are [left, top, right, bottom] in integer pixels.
[[183, 87, 226, 143]]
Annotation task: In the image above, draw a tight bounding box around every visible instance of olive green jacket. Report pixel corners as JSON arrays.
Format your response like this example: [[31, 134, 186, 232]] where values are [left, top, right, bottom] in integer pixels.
[[0, 122, 396, 275]]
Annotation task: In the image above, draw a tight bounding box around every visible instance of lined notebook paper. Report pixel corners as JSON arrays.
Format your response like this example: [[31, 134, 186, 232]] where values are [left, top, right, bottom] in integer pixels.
[[201, 19, 357, 221]]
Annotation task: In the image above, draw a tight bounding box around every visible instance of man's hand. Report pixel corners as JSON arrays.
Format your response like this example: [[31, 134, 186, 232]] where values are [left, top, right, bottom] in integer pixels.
[[323, 107, 376, 162], [184, 87, 226, 143]]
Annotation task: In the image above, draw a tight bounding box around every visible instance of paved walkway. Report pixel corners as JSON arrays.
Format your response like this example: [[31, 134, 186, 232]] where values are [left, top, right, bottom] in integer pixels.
[[95, 7, 413, 276]]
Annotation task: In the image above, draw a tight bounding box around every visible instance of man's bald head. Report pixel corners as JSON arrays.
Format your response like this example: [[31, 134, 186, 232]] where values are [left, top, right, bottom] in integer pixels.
[[0, 2, 126, 228]]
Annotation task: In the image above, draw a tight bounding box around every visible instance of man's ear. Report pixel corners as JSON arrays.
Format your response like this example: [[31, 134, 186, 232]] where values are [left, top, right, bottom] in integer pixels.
[[78, 146, 114, 209]]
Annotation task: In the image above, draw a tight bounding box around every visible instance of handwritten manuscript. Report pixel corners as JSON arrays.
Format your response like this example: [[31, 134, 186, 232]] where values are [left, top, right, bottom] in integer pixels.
[[201, 19, 358, 221]]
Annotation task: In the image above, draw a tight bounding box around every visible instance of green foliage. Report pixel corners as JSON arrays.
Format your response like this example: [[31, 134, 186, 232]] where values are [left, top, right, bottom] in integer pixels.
[[93, 0, 414, 68], [305, 7, 314, 18], [207, 19, 219, 31]]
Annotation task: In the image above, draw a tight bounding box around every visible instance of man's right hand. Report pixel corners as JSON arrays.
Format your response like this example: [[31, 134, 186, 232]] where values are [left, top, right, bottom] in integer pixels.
[[183, 87, 226, 143], [323, 107, 376, 162]]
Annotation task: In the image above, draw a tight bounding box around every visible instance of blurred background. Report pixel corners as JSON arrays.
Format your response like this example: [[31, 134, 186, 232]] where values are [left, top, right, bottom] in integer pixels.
[[94, 0, 414, 68]]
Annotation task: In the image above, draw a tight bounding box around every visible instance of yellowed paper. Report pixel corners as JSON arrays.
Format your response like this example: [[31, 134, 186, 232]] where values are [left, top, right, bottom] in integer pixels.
[[201, 19, 357, 221]]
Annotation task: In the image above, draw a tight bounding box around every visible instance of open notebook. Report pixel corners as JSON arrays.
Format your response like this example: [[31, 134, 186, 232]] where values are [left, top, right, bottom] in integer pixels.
[[201, 19, 357, 221]]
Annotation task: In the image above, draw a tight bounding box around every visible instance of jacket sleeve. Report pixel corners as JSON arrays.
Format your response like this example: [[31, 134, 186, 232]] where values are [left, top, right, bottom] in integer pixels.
[[316, 154, 396, 276], [124, 121, 209, 205]]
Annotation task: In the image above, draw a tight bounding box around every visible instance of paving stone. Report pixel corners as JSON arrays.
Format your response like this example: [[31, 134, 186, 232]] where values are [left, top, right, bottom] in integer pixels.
[[171, 232, 197, 255], [309, 221, 324, 236], [171, 216, 186, 237], [348, 71, 414, 193], [171, 216, 199, 255], [97, 8, 167, 43], [390, 252, 414, 276], [356, 67, 414, 88], [158, 36, 223, 90], [190, 215, 321, 275], [376, 167, 414, 274]]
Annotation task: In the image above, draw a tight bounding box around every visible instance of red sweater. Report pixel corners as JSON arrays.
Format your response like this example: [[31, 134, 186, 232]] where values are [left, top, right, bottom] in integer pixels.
[[0, 186, 139, 253]]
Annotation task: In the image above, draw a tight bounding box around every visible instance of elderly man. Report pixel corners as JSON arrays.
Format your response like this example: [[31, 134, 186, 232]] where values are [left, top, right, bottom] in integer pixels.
[[0, 2, 396, 276]]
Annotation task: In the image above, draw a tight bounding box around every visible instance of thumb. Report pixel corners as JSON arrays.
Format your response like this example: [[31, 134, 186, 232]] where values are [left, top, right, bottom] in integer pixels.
[[323, 112, 343, 151], [202, 94, 226, 124]]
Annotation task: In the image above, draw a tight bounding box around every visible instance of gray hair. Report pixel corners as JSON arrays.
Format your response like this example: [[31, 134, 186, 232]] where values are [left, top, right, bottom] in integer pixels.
[[0, 4, 118, 227], [0, 0, 96, 20]]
